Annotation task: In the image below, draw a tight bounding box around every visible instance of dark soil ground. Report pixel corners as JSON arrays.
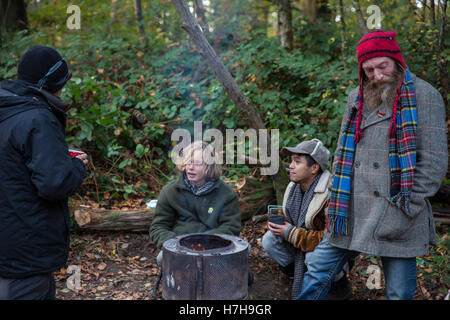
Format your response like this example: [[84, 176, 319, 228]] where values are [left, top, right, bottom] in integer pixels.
[[54, 220, 448, 300]]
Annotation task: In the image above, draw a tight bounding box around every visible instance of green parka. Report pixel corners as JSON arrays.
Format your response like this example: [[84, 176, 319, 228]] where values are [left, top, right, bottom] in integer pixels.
[[149, 174, 241, 248]]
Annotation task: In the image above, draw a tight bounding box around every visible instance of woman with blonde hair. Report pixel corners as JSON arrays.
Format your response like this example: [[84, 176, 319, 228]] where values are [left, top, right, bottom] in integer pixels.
[[150, 141, 241, 265]]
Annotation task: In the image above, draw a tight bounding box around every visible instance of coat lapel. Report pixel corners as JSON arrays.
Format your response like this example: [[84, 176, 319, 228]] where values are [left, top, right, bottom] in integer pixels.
[[360, 102, 391, 130]]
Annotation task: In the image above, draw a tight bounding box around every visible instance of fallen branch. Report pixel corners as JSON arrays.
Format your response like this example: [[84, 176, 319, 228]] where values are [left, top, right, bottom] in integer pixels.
[[171, 0, 290, 203]]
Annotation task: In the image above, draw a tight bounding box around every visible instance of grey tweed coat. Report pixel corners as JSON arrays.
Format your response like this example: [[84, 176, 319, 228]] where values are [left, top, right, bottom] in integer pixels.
[[325, 73, 448, 258]]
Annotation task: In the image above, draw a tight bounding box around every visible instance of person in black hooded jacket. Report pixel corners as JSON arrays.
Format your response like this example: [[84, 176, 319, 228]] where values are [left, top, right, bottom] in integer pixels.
[[0, 46, 87, 300]]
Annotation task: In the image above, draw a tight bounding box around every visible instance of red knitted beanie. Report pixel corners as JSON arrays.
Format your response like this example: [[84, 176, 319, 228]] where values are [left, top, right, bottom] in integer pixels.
[[354, 30, 406, 143], [357, 30, 406, 84]]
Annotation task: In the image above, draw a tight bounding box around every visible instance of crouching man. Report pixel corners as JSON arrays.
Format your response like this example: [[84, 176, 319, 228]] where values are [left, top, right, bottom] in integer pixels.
[[262, 139, 351, 299]]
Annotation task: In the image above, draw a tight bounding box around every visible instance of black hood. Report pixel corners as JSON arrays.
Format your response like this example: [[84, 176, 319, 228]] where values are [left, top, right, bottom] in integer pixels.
[[0, 79, 69, 125]]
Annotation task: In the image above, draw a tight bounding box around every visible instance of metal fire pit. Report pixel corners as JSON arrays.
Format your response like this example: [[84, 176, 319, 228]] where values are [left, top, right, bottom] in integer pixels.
[[162, 233, 249, 300]]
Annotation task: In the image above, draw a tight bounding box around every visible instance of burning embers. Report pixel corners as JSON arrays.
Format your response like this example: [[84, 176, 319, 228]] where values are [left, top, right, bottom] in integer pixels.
[[189, 243, 205, 251], [162, 233, 249, 300]]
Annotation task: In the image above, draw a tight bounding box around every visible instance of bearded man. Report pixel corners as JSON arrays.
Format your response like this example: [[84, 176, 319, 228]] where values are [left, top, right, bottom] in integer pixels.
[[296, 30, 448, 300]]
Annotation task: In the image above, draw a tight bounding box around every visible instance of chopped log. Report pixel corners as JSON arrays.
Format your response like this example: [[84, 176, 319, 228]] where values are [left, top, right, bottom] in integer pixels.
[[433, 207, 450, 215], [433, 207, 450, 224], [252, 213, 269, 223], [70, 175, 275, 232], [253, 210, 450, 225], [431, 183, 450, 205], [434, 217, 450, 224], [69, 194, 450, 233], [71, 207, 154, 232], [432, 205, 450, 225]]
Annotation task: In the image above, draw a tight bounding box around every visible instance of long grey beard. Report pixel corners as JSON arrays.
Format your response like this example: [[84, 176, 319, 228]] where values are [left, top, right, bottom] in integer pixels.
[[363, 69, 404, 111]]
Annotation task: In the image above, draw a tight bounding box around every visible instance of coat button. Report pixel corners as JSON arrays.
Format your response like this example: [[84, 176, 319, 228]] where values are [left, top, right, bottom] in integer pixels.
[[354, 161, 360, 168], [373, 191, 380, 197], [373, 162, 379, 169]]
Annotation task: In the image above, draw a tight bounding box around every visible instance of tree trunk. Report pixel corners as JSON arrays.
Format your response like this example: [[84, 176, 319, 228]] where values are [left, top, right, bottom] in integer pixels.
[[353, 0, 368, 35], [72, 207, 154, 232], [277, 0, 293, 51], [430, 0, 436, 24], [436, 0, 448, 106], [0, 0, 28, 31], [193, 0, 210, 37], [171, 0, 290, 203], [316, 0, 332, 20], [408, 0, 420, 19], [302, 0, 317, 21], [421, 0, 427, 22], [172, 0, 265, 130], [134, 0, 147, 39], [261, 4, 270, 31], [106, 0, 121, 38], [338, 0, 348, 70]]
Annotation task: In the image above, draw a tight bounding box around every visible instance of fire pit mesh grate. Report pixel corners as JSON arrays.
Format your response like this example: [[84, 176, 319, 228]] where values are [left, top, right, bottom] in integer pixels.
[[162, 233, 249, 300]]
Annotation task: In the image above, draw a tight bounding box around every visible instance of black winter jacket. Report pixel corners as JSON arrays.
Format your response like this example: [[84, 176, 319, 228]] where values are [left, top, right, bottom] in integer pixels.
[[0, 80, 86, 278]]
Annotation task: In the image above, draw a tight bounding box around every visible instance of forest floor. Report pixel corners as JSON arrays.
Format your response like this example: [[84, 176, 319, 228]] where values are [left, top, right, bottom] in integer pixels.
[[54, 216, 449, 300]]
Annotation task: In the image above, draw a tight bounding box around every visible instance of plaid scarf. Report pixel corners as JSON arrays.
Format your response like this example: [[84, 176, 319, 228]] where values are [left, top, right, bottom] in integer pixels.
[[183, 172, 216, 196], [285, 175, 320, 299], [327, 69, 417, 235]]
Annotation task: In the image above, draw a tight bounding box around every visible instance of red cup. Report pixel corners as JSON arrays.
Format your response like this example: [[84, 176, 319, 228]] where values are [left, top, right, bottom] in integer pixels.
[[68, 149, 86, 158]]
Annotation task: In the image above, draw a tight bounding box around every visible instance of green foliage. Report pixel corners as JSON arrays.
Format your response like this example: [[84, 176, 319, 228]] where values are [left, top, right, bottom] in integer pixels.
[[0, 0, 447, 202], [419, 230, 450, 286], [225, 29, 353, 157]]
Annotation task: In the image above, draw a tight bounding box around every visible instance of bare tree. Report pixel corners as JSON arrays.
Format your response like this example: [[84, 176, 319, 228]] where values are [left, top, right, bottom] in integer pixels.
[[193, 0, 210, 37], [277, 0, 293, 51], [171, 0, 289, 202], [0, 0, 28, 31], [172, 0, 264, 130], [430, 0, 436, 24], [338, 0, 348, 69], [420, 0, 427, 21], [249, 2, 270, 31], [134, 0, 147, 39], [299, 0, 331, 22], [436, 0, 448, 105], [302, 0, 317, 21], [353, 0, 368, 35], [106, 0, 121, 37]]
